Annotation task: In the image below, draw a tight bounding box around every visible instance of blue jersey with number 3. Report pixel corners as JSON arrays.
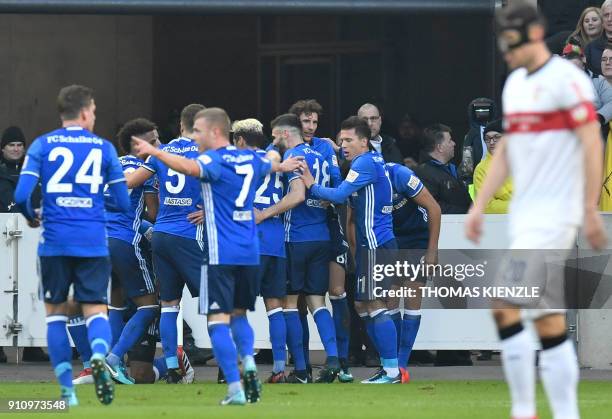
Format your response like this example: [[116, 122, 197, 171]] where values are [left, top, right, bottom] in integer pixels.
[[143, 137, 204, 244], [197, 146, 272, 265], [283, 143, 330, 242], [20, 126, 125, 257], [254, 149, 285, 257]]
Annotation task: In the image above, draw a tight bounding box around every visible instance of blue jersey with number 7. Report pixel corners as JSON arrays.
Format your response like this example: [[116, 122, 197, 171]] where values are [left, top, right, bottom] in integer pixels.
[[197, 146, 272, 265], [20, 126, 125, 257]]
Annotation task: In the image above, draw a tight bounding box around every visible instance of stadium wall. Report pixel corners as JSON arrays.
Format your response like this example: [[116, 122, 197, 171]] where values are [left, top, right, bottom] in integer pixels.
[[0, 14, 153, 144]]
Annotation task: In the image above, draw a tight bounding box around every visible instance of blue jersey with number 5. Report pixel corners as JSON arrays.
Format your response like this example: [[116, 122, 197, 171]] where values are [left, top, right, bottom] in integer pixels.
[[283, 143, 330, 242], [20, 126, 125, 257], [254, 149, 285, 257], [143, 137, 204, 244], [197, 146, 272, 265]]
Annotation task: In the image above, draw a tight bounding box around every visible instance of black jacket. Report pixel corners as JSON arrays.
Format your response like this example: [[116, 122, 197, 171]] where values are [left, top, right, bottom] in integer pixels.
[[0, 156, 40, 213], [372, 134, 403, 164], [585, 34, 609, 77], [414, 158, 472, 214]]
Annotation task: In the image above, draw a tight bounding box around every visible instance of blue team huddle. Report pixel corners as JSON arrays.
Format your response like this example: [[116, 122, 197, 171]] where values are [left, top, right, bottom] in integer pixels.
[[13, 85, 441, 407]]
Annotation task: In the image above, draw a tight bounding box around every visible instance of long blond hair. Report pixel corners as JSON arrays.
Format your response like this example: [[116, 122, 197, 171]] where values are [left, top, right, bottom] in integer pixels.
[[568, 7, 603, 48]]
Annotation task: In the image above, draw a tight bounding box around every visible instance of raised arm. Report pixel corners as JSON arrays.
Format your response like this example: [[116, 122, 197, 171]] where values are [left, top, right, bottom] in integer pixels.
[[300, 162, 360, 204], [132, 136, 200, 177]]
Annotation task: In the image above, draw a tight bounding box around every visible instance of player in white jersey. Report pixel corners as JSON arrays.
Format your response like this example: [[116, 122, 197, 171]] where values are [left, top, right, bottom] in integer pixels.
[[465, 3, 607, 419]]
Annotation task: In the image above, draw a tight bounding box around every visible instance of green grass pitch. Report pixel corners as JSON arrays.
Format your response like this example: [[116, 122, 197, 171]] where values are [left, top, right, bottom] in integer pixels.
[[2, 381, 611, 418]]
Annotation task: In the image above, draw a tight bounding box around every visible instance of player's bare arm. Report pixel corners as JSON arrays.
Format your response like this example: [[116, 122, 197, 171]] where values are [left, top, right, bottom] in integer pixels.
[[125, 166, 154, 189], [255, 178, 305, 223], [413, 186, 441, 265], [132, 136, 200, 177], [465, 137, 509, 244], [576, 121, 607, 250]]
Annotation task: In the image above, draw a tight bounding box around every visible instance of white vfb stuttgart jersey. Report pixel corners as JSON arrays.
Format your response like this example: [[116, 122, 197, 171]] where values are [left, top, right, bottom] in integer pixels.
[[502, 56, 597, 240]]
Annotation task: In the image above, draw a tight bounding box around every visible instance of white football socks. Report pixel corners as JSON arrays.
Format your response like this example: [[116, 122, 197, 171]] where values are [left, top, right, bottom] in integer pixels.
[[539, 339, 580, 419], [501, 328, 536, 419]]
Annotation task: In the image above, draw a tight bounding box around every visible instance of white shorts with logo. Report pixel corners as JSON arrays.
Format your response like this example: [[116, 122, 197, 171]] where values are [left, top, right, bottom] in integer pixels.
[[495, 226, 578, 319]]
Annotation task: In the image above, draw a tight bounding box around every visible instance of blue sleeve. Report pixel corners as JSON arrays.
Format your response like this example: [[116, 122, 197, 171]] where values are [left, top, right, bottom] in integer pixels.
[[265, 143, 278, 153], [310, 156, 375, 204], [20, 139, 43, 178], [257, 155, 273, 180], [196, 151, 222, 182], [105, 144, 126, 185], [14, 175, 38, 221], [393, 165, 423, 199], [143, 155, 158, 173], [143, 175, 158, 194], [108, 181, 131, 213]]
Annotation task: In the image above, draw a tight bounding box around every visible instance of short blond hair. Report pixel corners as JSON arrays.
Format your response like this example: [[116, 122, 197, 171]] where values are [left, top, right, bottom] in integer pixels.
[[232, 118, 263, 135], [232, 118, 265, 148], [195, 107, 231, 137]]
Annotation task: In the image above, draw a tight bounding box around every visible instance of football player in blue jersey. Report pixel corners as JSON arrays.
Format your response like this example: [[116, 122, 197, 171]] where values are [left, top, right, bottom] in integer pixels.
[[300, 116, 401, 384], [14, 85, 129, 405], [232, 118, 289, 383], [256, 113, 340, 383], [100, 118, 161, 384], [132, 108, 302, 405], [384, 162, 440, 382], [123, 104, 207, 384], [289, 100, 352, 382], [68, 118, 161, 385]]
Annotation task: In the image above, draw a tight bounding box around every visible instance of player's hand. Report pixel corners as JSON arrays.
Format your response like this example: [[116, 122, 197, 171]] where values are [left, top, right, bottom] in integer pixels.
[[424, 248, 438, 266], [464, 205, 484, 244], [187, 206, 204, 225], [279, 155, 304, 173], [321, 137, 340, 152], [132, 136, 157, 158], [299, 162, 315, 189], [584, 208, 607, 250], [27, 209, 42, 228], [254, 208, 265, 224], [27, 218, 40, 228]]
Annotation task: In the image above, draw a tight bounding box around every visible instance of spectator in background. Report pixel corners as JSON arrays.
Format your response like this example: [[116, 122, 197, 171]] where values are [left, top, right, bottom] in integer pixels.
[[396, 114, 425, 168], [414, 124, 472, 214], [460, 98, 497, 184], [567, 7, 603, 49], [0, 126, 47, 363], [0, 127, 27, 213], [473, 120, 512, 214], [563, 44, 612, 127], [357, 103, 403, 164], [414, 124, 472, 366], [585, 1, 612, 76]]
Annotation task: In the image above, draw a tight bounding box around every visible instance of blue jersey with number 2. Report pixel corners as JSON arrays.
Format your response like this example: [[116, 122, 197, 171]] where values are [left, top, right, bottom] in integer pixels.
[[20, 126, 125, 257]]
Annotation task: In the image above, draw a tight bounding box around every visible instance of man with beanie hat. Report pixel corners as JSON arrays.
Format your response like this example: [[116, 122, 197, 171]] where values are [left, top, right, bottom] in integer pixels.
[[0, 126, 27, 213], [0, 125, 47, 363], [473, 119, 512, 214]]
